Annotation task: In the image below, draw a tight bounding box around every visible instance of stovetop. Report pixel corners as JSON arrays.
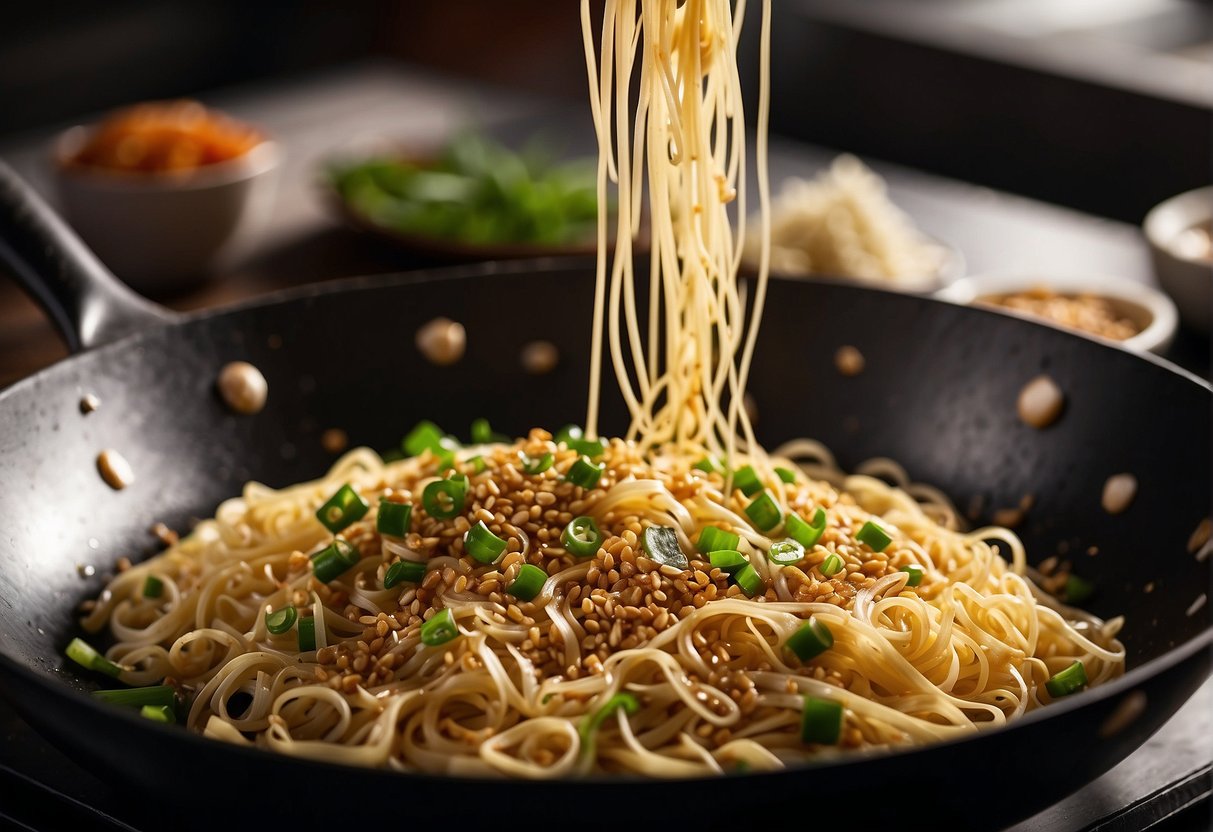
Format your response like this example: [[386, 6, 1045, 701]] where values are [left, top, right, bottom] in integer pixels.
[[1, 678, 1209, 830]]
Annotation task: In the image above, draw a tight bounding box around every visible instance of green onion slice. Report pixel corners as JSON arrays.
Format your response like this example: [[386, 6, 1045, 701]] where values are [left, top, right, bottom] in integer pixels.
[[768, 539, 805, 565], [692, 456, 725, 475], [562, 516, 603, 558], [141, 704, 175, 723], [420, 608, 459, 646], [775, 466, 798, 484], [93, 685, 175, 708], [465, 521, 508, 563], [468, 455, 488, 474], [697, 526, 740, 554], [566, 457, 605, 489], [66, 638, 123, 678], [744, 491, 782, 532], [266, 605, 298, 635], [801, 696, 844, 744], [733, 563, 764, 597], [316, 483, 369, 533], [1045, 660, 1088, 698], [900, 564, 924, 587], [733, 465, 763, 496], [642, 526, 688, 570], [311, 539, 360, 583], [579, 692, 640, 757], [708, 549, 747, 574], [384, 559, 427, 589], [470, 418, 507, 445], [786, 618, 833, 662], [142, 575, 164, 599], [403, 421, 458, 470], [510, 563, 548, 601], [1063, 574, 1094, 605], [376, 501, 413, 538], [422, 475, 468, 520], [786, 508, 827, 549], [820, 553, 844, 577], [519, 452, 554, 475], [297, 616, 317, 651], [856, 520, 892, 552], [554, 425, 606, 459]]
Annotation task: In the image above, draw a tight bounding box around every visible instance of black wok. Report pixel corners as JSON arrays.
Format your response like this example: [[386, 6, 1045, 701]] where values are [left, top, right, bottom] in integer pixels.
[[0, 163, 1209, 831]]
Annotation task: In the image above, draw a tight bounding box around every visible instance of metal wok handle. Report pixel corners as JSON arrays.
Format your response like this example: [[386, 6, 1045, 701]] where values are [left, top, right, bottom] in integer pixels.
[[0, 160, 175, 353]]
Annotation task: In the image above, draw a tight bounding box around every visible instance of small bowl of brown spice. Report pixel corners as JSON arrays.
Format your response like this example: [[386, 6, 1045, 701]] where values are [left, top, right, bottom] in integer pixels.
[[936, 273, 1177, 354]]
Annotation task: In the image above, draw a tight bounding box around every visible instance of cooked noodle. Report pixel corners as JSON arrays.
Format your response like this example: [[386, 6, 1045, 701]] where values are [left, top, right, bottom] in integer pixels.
[[79, 0, 1124, 777]]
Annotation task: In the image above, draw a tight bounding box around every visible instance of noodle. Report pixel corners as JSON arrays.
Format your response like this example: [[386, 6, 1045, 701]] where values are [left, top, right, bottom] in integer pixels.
[[77, 0, 1124, 778]]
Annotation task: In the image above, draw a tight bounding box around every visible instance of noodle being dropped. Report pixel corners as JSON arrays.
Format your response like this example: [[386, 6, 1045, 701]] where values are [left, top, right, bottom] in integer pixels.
[[77, 0, 1124, 777]]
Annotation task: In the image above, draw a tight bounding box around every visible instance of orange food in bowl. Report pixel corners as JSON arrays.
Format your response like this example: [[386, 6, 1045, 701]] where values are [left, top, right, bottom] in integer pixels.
[[67, 100, 262, 174]]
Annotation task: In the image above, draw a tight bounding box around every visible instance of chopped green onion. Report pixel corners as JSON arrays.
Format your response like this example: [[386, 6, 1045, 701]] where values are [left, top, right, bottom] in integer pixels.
[[510, 563, 548, 601], [142, 575, 164, 599], [856, 520, 892, 552], [1046, 661, 1088, 698], [786, 618, 833, 662], [316, 484, 369, 533], [579, 692, 640, 756], [708, 549, 747, 574], [566, 457, 604, 489], [421, 608, 459, 646], [562, 516, 603, 558], [467, 455, 488, 474], [554, 424, 583, 445], [376, 501, 413, 538], [66, 638, 123, 678], [768, 539, 805, 565], [801, 696, 844, 744], [732, 465, 763, 497], [820, 553, 845, 577], [786, 508, 827, 549], [93, 685, 175, 708], [697, 526, 740, 554], [141, 705, 175, 723], [311, 539, 360, 583], [733, 563, 765, 597], [298, 616, 316, 651], [265, 605, 298, 635], [384, 559, 427, 588], [403, 421, 446, 456], [775, 466, 798, 484], [422, 475, 468, 520], [554, 425, 607, 459], [464, 521, 508, 563], [1063, 574, 1094, 605], [744, 491, 782, 532], [642, 526, 688, 569], [470, 418, 507, 445], [900, 564, 924, 587], [692, 456, 725, 475], [520, 452, 554, 475]]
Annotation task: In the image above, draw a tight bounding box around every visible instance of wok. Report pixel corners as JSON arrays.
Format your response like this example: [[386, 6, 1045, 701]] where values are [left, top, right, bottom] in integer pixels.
[[0, 162, 1209, 831]]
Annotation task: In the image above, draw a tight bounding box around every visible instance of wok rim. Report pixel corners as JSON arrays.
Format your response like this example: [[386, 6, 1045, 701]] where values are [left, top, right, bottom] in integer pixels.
[[0, 255, 1209, 787]]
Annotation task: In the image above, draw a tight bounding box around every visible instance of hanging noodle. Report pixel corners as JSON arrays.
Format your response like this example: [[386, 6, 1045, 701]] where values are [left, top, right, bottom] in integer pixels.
[[78, 0, 1123, 777]]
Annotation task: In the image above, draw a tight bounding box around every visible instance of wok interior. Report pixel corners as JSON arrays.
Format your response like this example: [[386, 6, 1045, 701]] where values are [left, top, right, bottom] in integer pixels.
[[0, 261, 1208, 692]]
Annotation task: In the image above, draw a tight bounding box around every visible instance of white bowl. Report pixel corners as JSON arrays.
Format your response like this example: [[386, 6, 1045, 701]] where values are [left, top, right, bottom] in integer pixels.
[[52, 126, 280, 295], [935, 273, 1178, 354], [1143, 186, 1212, 332]]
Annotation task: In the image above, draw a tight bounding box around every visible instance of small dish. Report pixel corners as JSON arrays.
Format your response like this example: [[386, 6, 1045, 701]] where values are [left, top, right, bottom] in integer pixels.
[[936, 273, 1178, 354], [52, 118, 279, 295], [1143, 186, 1211, 332]]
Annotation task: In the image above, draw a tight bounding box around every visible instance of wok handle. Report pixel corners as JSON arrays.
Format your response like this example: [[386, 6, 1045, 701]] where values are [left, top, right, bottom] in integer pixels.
[[0, 160, 174, 353]]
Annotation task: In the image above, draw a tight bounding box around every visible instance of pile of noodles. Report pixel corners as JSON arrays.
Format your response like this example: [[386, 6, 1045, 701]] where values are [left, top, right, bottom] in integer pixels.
[[78, 0, 1124, 778]]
